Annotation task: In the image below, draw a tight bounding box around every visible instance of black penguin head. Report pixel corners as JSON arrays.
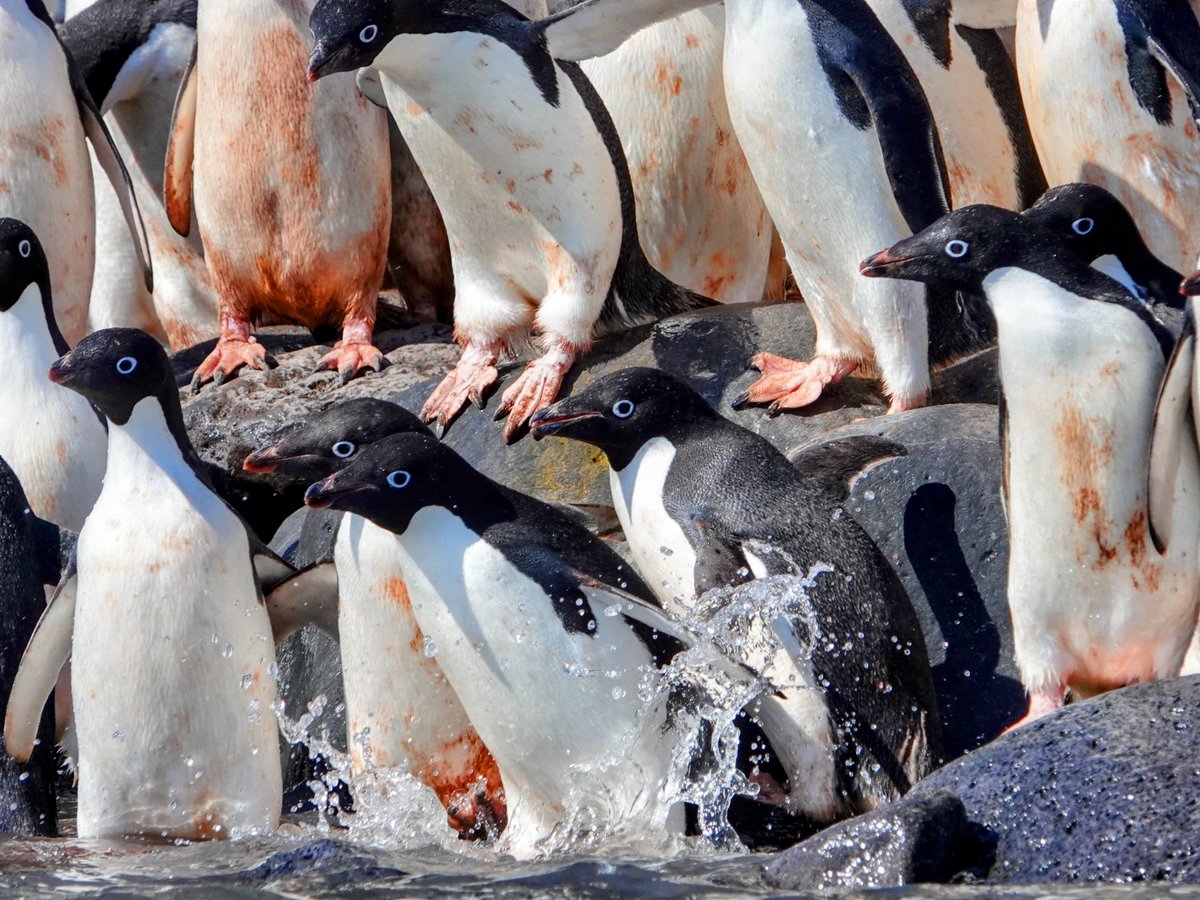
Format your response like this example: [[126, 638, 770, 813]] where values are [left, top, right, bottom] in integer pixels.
[[305, 431, 485, 533], [529, 368, 717, 462], [0, 218, 64, 352], [244, 398, 428, 480], [308, 0, 398, 80], [860, 204, 1066, 292], [48, 328, 173, 425], [1023, 183, 1146, 266]]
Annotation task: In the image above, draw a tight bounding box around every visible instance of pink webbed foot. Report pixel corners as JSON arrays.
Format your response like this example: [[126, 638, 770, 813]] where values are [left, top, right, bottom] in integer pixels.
[[190, 316, 276, 393], [421, 341, 502, 434], [887, 393, 927, 414], [314, 322, 387, 385], [493, 341, 578, 444], [1003, 686, 1066, 734], [733, 352, 859, 416]]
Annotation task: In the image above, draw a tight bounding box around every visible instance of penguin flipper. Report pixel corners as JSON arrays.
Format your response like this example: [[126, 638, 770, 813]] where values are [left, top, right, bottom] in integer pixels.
[[355, 67, 388, 109], [264, 562, 340, 643], [789, 436, 908, 505], [1147, 300, 1197, 552], [1117, 0, 1200, 125], [537, 0, 708, 61], [164, 42, 198, 237], [4, 571, 76, 764]]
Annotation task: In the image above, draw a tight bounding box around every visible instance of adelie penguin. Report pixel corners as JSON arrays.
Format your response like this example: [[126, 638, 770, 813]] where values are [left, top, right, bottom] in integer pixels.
[[307, 0, 712, 443], [1024, 183, 1185, 312], [244, 399, 508, 840], [0, 219, 106, 533], [304, 431, 758, 857], [530, 368, 943, 822], [0, 0, 152, 345], [529, 0, 994, 415], [860, 204, 1200, 724], [5, 328, 285, 839]]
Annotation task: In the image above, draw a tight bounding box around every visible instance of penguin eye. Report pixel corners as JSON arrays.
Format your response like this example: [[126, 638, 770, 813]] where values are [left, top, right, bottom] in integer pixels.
[[386, 470, 411, 489], [1072, 217, 1095, 236], [612, 399, 635, 419], [17, 240, 31, 259], [115, 356, 137, 375], [331, 441, 356, 459], [944, 240, 969, 259], [359, 24, 378, 42]]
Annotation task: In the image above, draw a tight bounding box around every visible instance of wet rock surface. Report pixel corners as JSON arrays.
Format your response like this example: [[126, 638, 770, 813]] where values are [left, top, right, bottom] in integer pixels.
[[767, 677, 1200, 888]]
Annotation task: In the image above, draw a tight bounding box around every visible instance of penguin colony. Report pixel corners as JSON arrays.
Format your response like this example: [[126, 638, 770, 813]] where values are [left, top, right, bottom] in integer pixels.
[[0, 0, 1198, 870]]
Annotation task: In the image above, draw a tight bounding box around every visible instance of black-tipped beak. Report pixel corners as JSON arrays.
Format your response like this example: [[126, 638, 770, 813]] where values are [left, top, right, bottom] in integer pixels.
[[528, 405, 602, 441], [1181, 271, 1200, 297], [307, 41, 343, 82], [244, 445, 284, 474], [305, 473, 361, 510], [859, 248, 917, 278], [47, 354, 74, 386]]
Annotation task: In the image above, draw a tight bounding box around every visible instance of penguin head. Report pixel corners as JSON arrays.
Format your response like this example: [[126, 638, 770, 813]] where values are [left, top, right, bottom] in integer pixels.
[[308, 0, 397, 80], [244, 398, 428, 480], [48, 328, 173, 425], [1023, 183, 1144, 266], [529, 367, 716, 456], [305, 431, 483, 533], [0, 217, 52, 309], [860, 204, 1066, 291]]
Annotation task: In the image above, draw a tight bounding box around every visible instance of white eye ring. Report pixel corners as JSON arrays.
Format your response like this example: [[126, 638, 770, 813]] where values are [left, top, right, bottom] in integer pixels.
[[331, 441, 356, 459], [1072, 217, 1095, 236], [944, 240, 969, 259], [17, 240, 30, 259], [612, 399, 635, 419], [116, 356, 137, 375], [360, 24, 378, 42], [386, 470, 411, 489]]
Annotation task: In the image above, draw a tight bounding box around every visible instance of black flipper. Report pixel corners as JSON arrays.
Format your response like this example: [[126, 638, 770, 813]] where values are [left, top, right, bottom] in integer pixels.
[[789, 436, 908, 504], [1115, 0, 1200, 127]]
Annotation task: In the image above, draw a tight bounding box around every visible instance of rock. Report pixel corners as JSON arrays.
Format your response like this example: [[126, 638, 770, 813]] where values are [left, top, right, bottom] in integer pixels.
[[764, 790, 984, 890], [242, 838, 406, 883], [769, 677, 1200, 888], [806, 405, 1024, 756]]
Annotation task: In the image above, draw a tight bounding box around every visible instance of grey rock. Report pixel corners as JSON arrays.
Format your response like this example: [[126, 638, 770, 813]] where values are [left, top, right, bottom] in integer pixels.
[[763, 789, 982, 890]]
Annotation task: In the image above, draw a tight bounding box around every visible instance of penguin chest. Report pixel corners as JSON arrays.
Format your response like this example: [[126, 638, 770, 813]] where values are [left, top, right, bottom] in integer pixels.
[[335, 515, 498, 810], [0, 9, 95, 344], [377, 35, 621, 313], [0, 287, 104, 532], [609, 438, 697, 618], [193, 0, 390, 323], [1016, 0, 1200, 272], [392, 508, 672, 846]]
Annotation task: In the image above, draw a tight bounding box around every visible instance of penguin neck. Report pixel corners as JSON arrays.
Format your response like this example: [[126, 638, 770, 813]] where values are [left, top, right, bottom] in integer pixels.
[[106, 396, 213, 491], [1098, 247, 1181, 306], [0, 282, 68, 368]]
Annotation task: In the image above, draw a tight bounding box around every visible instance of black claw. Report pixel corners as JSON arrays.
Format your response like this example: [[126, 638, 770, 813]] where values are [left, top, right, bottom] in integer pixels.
[[190, 373, 203, 395], [339, 367, 355, 387], [213, 369, 226, 387], [731, 391, 750, 410]]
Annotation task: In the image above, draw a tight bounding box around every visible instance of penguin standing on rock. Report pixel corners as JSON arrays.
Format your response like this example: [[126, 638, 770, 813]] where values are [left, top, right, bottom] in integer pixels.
[[533, 0, 994, 415], [860, 204, 1200, 725], [244, 399, 508, 840], [6, 328, 283, 839], [166, 0, 392, 390], [307, 0, 712, 443], [0, 0, 152, 345], [1023, 183, 1185, 312], [0, 219, 105, 533], [531, 368, 943, 820]]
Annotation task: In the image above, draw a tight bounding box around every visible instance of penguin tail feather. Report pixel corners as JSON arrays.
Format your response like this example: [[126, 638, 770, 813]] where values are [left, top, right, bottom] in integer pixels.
[[598, 257, 717, 334]]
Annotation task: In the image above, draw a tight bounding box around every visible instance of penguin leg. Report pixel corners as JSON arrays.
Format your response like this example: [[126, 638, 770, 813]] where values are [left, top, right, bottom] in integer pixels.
[[733, 352, 859, 415], [1004, 686, 1065, 732], [190, 315, 277, 393], [314, 319, 388, 386], [421, 339, 504, 433], [493, 338, 580, 444]]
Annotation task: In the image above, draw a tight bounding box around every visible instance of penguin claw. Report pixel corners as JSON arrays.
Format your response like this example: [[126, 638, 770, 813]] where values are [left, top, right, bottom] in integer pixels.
[[189, 335, 273, 392], [495, 345, 576, 444], [736, 353, 857, 414], [420, 344, 501, 435], [314, 341, 388, 386]]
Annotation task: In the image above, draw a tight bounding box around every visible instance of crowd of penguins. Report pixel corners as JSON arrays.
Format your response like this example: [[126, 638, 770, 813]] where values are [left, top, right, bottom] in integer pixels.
[[1, 0, 1200, 863]]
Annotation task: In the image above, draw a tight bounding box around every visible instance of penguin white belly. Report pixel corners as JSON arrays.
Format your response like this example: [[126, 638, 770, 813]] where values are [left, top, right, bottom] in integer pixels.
[[72, 402, 280, 839], [988, 268, 1200, 695], [0, 285, 104, 532], [377, 34, 621, 346], [335, 514, 501, 809], [0, 6, 96, 345], [87, 23, 218, 350], [1017, 0, 1200, 273], [193, 0, 390, 328], [581, 8, 772, 303], [722, 0, 929, 396], [868, 0, 1019, 208], [392, 507, 678, 857], [608, 438, 697, 617]]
